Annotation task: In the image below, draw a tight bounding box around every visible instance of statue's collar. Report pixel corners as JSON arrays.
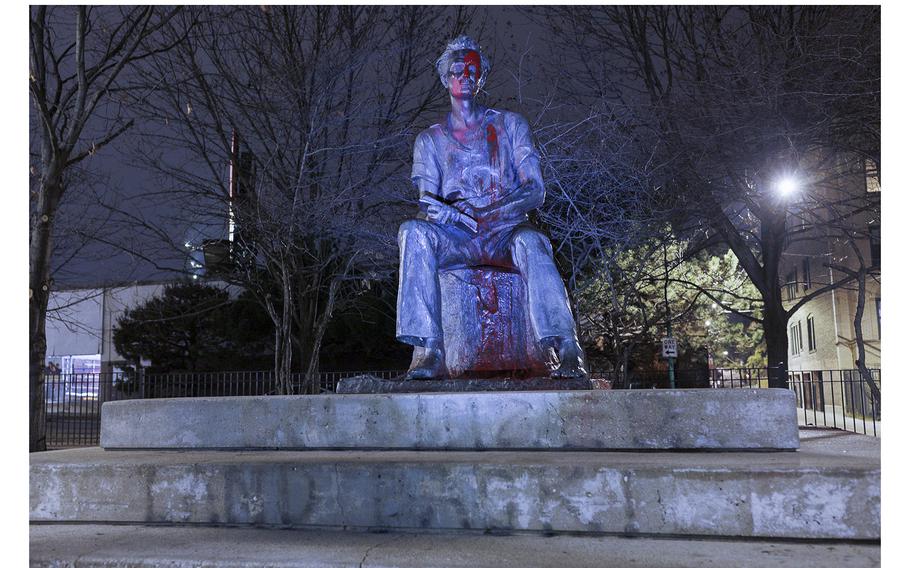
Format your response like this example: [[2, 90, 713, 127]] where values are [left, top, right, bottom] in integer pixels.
[[442, 107, 500, 148]]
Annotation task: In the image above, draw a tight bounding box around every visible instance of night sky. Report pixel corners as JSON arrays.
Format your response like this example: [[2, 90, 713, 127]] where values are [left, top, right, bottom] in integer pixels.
[[30, 5, 884, 293], [39, 6, 553, 288]]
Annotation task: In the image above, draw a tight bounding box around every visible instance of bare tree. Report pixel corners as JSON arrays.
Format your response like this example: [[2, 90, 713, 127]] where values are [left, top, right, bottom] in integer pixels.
[[29, 6, 181, 451], [126, 6, 475, 392], [531, 5, 880, 386]]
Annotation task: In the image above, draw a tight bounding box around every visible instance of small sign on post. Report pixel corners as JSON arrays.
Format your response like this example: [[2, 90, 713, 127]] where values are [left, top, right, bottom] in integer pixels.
[[661, 337, 678, 359]]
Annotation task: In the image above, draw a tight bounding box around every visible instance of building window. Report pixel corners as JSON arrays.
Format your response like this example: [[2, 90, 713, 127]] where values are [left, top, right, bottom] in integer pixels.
[[802, 257, 811, 291], [865, 158, 880, 193], [876, 297, 881, 339], [790, 323, 802, 356], [870, 224, 880, 268], [785, 267, 798, 300], [807, 315, 816, 352]]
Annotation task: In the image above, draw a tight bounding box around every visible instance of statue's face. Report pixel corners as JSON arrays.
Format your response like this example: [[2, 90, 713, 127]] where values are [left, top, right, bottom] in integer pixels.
[[447, 50, 482, 99]]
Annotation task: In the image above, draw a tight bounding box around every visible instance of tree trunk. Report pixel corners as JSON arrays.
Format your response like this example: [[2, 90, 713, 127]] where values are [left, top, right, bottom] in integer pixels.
[[29, 176, 61, 452], [852, 269, 881, 406], [763, 303, 790, 389], [759, 207, 790, 389], [304, 278, 340, 394], [29, 291, 49, 453], [295, 291, 317, 380], [621, 346, 631, 386], [273, 313, 293, 395], [277, 275, 294, 395], [265, 268, 296, 395]]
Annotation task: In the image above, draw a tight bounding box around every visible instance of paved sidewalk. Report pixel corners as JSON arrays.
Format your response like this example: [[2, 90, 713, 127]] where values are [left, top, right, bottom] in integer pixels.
[[29, 524, 880, 568]]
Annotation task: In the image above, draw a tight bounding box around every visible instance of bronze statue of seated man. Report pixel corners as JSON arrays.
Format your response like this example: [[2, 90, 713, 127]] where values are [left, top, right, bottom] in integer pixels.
[[396, 35, 586, 380]]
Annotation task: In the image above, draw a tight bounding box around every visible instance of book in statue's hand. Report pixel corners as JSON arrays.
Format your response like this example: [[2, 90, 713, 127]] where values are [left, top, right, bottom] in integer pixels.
[[419, 193, 479, 234]]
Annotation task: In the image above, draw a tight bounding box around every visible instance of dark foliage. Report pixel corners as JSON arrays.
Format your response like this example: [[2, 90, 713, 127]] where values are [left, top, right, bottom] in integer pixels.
[[112, 283, 273, 373], [318, 286, 411, 372]]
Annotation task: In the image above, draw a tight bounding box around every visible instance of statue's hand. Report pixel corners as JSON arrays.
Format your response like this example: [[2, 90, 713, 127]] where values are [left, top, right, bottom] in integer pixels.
[[426, 202, 460, 225], [452, 201, 478, 219]]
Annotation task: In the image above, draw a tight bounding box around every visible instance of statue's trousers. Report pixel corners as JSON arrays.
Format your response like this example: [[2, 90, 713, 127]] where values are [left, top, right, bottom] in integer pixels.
[[396, 218, 577, 347]]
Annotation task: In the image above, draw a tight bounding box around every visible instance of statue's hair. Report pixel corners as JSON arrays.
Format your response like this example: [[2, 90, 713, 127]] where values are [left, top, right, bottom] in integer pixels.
[[434, 35, 491, 90]]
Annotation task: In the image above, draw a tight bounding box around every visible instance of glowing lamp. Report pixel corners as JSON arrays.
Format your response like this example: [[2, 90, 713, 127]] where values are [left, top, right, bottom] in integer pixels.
[[775, 177, 799, 197]]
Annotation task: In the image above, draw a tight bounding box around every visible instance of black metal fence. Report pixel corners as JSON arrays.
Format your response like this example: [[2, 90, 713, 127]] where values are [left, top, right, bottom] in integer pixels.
[[593, 368, 712, 389], [708, 367, 881, 437], [42, 366, 881, 449], [42, 369, 404, 449]]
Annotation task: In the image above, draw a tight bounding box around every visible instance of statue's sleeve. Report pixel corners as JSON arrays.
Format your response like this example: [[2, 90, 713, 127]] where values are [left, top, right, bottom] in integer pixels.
[[508, 113, 544, 190], [410, 131, 441, 197]]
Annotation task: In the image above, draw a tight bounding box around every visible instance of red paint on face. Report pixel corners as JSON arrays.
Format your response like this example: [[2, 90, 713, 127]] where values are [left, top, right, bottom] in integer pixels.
[[448, 51, 482, 98], [463, 50, 482, 83]]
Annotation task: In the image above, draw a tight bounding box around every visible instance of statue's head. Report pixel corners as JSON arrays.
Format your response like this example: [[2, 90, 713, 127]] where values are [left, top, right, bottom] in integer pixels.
[[434, 35, 490, 98]]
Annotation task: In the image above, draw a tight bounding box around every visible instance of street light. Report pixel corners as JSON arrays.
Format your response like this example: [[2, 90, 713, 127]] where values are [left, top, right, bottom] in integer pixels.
[[774, 176, 800, 197]]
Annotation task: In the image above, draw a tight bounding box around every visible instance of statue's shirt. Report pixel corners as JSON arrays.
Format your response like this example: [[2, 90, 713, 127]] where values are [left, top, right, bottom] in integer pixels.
[[411, 108, 543, 226]]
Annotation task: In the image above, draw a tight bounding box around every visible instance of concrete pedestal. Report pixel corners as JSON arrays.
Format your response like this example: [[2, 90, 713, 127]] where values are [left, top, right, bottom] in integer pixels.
[[437, 268, 551, 378], [30, 388, 881, 544], [30, 430, 880, 540], [100, 389, 800, 450]]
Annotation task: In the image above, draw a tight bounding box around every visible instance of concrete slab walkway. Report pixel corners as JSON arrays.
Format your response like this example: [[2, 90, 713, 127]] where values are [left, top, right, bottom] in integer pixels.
[[29, 524, 880, 568]]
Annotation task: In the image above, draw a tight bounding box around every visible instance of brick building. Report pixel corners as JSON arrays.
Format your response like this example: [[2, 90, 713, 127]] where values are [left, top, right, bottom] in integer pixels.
[[783, 158, 880, 371], [781, 157, 880, 418]]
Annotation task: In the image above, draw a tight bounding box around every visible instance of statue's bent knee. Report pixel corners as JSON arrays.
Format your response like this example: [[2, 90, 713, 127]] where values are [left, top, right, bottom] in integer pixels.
[[399, 218, 429, 239], [510, 228, 553, 262]]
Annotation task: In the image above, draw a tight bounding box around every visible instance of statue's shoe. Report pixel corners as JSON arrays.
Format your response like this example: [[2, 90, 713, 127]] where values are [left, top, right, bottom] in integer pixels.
[[551, 340, 588, 380], [406, 348, 447, 380]]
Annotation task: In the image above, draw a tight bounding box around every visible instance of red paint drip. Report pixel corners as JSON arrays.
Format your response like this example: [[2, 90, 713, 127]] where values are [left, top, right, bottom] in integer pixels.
[[474, 270, 502, 371], [485, 123, 499, 168], [485, 123, 500, 204]]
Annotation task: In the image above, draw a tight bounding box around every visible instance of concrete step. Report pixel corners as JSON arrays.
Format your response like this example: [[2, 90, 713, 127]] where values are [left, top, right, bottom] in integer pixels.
[[30, 430, 879, 540], [100, 389, 799, 450], [29, 524, 881, 568]]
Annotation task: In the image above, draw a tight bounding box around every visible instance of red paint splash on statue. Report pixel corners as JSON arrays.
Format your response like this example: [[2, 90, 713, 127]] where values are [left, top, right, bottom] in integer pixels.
[[485, 123, 499, 169], [462, 50, 482, 84], [462, 50, 509, 374], [485, 123, 500, 201], [474, 270, 504, 374], [482, 121, 502, 231]]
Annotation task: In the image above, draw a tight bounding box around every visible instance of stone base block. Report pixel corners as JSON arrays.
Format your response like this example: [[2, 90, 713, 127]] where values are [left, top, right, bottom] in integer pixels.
[[31, 430, 880, 539], [439, 268, 551, 378], [100, 389, 799, 450]]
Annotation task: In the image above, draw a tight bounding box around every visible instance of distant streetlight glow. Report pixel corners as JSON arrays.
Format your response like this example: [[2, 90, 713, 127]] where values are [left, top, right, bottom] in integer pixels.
[[775, 176, 799, 197]]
